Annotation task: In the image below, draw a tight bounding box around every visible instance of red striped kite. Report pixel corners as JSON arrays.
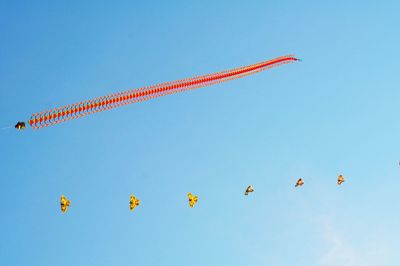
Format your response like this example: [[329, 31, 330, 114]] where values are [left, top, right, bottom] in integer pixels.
[[17, 55, 299, 130]]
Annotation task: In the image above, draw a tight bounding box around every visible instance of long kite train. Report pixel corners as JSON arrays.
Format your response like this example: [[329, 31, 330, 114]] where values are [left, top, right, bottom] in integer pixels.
[[17, 55, 299, 130]]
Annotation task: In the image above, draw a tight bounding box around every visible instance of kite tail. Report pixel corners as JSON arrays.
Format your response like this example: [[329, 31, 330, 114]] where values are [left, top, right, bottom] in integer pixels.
[[27, 55, 299, 129]]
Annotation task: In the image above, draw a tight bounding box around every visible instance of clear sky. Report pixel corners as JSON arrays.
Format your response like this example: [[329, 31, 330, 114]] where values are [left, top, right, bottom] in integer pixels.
[[1, 1, 400, 265]]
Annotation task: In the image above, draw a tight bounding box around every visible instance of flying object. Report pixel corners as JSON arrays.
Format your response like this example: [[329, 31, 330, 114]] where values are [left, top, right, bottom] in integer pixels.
[[295, 178, 304, 187], [15, 122, 25, 130], [60, 195, 70, 213], [130, 195, 140, 211], [337, 175, 345, 185], [188, 192, 198, 208], [25, 55, 299, 130], [244, 185, 254, 195]]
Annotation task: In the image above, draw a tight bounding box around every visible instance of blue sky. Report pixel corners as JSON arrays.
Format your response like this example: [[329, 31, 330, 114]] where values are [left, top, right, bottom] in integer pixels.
[[1, 1, 400, 265]]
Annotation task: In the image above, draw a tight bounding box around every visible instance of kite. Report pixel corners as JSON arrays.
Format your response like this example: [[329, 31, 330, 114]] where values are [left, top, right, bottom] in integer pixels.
[[295, 178, 304, 187], [15, 122, 25, 130], [129, 195, 140, 211], [244, 185, 254, 195], [60, 195, 70, 213], [188, 192, 198, 208], [17, 55, 299, 129], [337, 175, 345, 185]]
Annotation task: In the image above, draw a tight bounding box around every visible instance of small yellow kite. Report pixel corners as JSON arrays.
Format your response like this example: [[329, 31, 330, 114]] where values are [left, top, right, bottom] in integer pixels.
[[188, 192, 198, 208], [60, 195, 70, 213], [130, 195, 140, 211]]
